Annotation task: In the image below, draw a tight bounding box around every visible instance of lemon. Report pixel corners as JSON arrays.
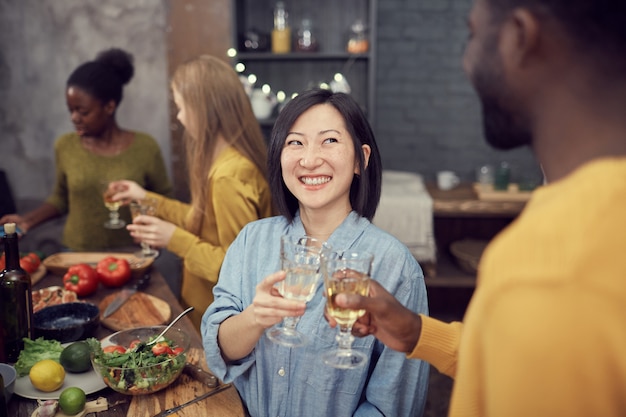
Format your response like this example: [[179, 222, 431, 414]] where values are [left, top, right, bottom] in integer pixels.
[[29, 359, 65, 392], [60, 341, 92, 373], [59, 387, 87, 416]]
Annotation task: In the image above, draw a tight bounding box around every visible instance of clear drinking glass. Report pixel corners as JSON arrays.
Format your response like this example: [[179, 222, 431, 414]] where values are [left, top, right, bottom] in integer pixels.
[[129, 198, 159, 259], [266, 235, 331, 347], [322, 250, 373, 369], [101, 181, 126, 229]]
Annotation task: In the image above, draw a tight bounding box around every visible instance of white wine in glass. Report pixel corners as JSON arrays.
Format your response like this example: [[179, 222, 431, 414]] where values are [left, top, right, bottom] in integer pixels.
[[322, 251, 373, 369], [129, 198, 159, 259], [101, 181, 126, 229], [266, 235, 331, 347]]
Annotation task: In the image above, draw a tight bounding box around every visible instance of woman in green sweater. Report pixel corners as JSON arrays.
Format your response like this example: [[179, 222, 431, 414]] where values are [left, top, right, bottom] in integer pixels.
[[110, 55, 273, 330], [0, 48, 172, 251]]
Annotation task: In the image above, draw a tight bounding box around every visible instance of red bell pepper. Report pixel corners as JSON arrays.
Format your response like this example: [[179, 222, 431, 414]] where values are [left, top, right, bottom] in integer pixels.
[[96, 256, 131, 288], [63, 263, 99, 297]]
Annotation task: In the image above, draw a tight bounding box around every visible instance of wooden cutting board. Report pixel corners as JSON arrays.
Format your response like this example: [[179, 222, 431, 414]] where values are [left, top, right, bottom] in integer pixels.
[[30, 264, 47, 285], [98, 291, 171, 331]]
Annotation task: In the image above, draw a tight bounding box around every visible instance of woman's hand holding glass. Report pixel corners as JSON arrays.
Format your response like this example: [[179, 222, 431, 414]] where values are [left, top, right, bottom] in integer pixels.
[[101, 180, 126, 229], [108, 180, 147, 204], [266, 235, 331, 347]]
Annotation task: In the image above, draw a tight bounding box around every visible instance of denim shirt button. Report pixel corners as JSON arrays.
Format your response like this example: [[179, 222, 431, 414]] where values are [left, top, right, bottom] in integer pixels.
[[278, 367, 286, 376]]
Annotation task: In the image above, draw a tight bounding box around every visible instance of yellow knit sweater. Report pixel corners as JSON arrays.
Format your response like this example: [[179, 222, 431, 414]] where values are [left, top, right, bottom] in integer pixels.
[[410, 158, 626, 416]]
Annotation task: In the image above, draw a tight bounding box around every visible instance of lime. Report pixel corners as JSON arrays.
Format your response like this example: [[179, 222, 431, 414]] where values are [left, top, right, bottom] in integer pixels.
[[59, 387, 86, 415], [29, 359, 65, 392], [60, 341, 92, 373]]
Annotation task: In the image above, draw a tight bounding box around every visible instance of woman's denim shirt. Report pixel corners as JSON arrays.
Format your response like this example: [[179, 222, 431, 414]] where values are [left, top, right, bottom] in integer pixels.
[[202, 212, 430, 417]]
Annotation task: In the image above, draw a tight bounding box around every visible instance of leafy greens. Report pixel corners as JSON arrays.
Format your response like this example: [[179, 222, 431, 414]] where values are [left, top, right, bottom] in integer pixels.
[[14, 337, 64, 376]]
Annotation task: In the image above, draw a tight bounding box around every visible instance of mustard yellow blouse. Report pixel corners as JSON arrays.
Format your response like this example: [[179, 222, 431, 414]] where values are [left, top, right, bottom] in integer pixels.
[[146, 146, 273, 330]]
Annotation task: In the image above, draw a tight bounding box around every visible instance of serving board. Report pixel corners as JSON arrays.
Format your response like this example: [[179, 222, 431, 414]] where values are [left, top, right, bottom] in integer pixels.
[[43, 252, 153, 278], [98, 291, 170, 331], [30, 264, 47, 285]]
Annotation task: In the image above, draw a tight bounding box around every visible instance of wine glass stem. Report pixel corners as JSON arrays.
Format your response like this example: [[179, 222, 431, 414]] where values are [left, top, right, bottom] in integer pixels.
[[283, 316, 300, 331], [336, 326, 355, 350], [110, 209, 120, 223]]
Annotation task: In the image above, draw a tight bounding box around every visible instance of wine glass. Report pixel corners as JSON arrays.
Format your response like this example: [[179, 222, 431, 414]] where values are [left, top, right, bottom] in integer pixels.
[[101, 181, 126, 229], [266, 235, 331, 347], [322, 250, 373, 369], [129, 198, 159, 259]]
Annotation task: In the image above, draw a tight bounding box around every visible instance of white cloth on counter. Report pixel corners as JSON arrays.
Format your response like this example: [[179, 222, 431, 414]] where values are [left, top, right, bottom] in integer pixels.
[[373, 170, 436, 263]]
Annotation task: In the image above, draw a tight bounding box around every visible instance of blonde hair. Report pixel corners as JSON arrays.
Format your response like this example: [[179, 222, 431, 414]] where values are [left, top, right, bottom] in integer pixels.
[[171, 55, 268, 234]]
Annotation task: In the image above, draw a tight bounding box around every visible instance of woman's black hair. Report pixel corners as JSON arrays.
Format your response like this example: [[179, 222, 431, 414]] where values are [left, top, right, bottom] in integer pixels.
[[268, 88, 382, 222], [66, 48, 134, 105]]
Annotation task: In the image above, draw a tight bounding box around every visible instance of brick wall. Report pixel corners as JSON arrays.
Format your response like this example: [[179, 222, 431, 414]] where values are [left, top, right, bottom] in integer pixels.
[[374, 0, 542, 185]]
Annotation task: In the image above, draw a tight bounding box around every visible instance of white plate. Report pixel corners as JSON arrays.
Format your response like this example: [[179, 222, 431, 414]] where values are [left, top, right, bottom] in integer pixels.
[[12, 343, 107, 400], [13, 367, 107, 400]]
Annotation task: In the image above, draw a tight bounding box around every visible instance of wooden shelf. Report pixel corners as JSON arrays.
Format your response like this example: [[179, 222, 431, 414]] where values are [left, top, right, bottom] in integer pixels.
[[235, 52, 370, 61], [425, 182, 526, 289]]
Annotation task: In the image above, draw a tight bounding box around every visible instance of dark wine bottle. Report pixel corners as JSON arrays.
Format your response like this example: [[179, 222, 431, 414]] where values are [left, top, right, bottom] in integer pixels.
[[0, 372, 7, 417], [0, 223, 34, 363]]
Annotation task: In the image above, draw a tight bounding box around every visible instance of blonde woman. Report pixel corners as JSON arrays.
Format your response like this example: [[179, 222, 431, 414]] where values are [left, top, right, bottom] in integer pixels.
[[112, 55, 273, 330]]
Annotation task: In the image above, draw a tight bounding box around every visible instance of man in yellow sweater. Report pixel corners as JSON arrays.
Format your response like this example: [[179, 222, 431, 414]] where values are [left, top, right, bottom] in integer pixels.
[[333, 0, 626, 416]]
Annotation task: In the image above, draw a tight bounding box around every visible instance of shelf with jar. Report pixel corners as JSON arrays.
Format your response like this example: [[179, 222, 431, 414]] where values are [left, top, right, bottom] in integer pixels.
[[232, 0, 377, 127]]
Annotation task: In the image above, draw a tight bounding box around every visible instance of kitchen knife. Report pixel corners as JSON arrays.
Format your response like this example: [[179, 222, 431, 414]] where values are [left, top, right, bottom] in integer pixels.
[[152, 383, 232, 417], [102, 272, 151, 318], [183, 363, 219, 388]]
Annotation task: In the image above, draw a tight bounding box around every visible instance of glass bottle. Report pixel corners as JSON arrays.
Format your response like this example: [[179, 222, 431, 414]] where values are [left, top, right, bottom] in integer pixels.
[[295, 18, 318, 52], [0, 372, 7, 417], [0, 223, 34, 363], [271, 1, 291, 54]]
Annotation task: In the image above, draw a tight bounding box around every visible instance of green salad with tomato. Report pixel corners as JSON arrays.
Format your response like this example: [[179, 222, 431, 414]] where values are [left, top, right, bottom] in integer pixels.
[[86, 334, 187, 395]]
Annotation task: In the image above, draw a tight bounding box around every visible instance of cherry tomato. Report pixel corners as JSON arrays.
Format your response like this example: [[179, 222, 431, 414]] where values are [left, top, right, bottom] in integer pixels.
[[151, 342, 173, 356], [19, 252, 40, 273], [172, 347, 184, 355], [103, 345, 126, 354], [129, 340, 142, 350]]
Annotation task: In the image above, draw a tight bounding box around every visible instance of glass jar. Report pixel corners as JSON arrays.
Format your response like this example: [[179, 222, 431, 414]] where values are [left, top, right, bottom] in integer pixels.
[[347, 19, 369, 54], [295, 18, 318, 52], [271, 1, 291, 54]]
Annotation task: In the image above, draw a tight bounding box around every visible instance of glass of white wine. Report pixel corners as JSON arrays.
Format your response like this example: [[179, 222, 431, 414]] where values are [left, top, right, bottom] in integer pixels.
[[266, 235, 331, 347], [322, 250, 373, 369], [101, 181, 126, 229], [129, 198, 159, 258]]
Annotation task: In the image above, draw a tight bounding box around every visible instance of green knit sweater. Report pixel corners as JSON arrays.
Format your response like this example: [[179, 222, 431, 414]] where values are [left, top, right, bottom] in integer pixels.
[[46, 131, 172, 251]]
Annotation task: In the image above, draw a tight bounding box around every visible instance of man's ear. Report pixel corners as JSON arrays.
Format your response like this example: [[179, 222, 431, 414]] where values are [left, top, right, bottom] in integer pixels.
[[500, 8, 541, 68]]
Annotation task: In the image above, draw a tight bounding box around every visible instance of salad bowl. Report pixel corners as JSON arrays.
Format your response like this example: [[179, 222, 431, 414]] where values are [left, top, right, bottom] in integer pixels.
[[90, 325, 190, 395]]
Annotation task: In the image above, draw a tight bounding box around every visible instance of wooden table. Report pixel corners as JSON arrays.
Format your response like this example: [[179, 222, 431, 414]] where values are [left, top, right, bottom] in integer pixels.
[[8, 268, 245, 417]]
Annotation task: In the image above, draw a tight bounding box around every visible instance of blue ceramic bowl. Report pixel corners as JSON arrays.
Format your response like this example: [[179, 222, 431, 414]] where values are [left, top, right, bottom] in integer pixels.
[[33, 302, 100, 343], [0, 363, 16, 401]]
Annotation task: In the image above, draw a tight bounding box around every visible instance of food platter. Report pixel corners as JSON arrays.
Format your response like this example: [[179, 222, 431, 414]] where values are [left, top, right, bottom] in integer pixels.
[[43, 252, 153, 278], [12, 343, 107, 400]]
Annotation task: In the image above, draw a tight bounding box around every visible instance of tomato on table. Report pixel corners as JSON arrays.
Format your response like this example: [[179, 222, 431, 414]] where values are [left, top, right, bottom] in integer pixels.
[[19, 252, 41, 273]]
